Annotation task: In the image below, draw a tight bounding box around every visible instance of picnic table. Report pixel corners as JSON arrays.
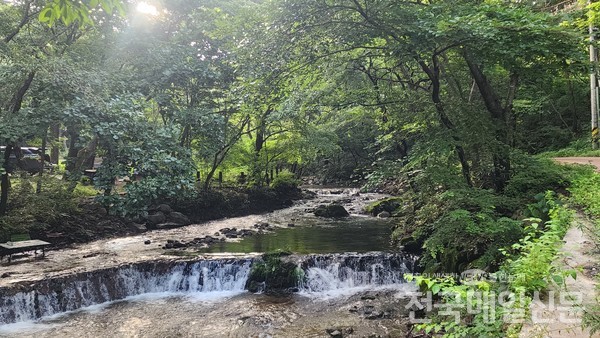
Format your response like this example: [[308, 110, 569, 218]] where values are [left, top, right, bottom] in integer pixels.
[[0, 239, 51, 262]]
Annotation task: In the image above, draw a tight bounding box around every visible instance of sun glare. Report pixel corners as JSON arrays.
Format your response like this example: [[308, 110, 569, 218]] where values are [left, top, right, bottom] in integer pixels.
[[136, 2, 159, 16]]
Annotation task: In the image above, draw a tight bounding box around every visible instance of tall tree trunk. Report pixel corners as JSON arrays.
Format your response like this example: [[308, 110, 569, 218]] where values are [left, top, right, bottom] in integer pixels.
[[3, 0, 32, 44], [50, 123, 60, 164], [418, 57, 473, 187], [0, 146, 13, 215], [64, 125, 81, 179], [251, 107, 271, 186], [0, 71, 35, 215], [202, 116, 250, 189], [67, 135, 99, 192], [204, 153, 221, 190], [568, 78, 579, 133], [36, 126, 48, 193], [463, 51, 513, 192]]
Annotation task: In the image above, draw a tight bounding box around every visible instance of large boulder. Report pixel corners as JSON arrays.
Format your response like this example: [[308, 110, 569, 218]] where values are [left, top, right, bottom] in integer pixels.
[[314, 204, 349, 218], [364, 197, 402, 216], [128, 222, 147, 232], [156, 204, 173, 214], [377, 211, 391, 218], [168, 211, 191, 226], [245, 252, 298, 294], [145, 211, 166, 225], [155, 222, 183, 229]]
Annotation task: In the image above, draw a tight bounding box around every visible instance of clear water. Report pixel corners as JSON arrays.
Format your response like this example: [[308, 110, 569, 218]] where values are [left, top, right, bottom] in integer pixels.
[[200, 216, 394, 254]]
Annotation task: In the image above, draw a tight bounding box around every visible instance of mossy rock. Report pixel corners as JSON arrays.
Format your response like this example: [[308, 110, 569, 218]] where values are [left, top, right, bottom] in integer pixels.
[[246, 251, 302, 293], [399, 236, 423, 254], [364, 197, 402, 216], [314, 204, 349, 218]]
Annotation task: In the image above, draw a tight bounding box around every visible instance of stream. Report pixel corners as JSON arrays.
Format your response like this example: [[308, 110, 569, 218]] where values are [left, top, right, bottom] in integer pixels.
[[0, 189, 418, 337]]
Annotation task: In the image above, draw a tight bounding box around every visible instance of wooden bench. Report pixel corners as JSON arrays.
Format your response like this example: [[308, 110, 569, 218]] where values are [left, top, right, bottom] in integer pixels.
[[0, 234, 50, 263]]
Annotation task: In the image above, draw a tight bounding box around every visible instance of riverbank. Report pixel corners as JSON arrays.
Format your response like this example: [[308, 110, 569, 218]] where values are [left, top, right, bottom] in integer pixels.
[[0, 189, 389, 288], [8, 186, 310, 251]]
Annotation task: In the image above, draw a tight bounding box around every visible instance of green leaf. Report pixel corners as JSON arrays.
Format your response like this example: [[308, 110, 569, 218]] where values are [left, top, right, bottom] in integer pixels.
[[551, 274, 563, 285], [38, 8, 54, 22]]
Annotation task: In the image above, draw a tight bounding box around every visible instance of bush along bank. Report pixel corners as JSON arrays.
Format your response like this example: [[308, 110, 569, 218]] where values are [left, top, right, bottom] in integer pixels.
[[374, 156, 572, 274], [0, 173, 308, 248], [359, 155, 583, 337], [404, 193, 574, 338], [167, 185, 306, 223]]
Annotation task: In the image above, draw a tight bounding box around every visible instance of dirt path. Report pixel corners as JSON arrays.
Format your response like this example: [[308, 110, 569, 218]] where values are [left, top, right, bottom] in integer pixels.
[[520, 214, 600, 337], [553, 157, 600, 172], [519, 156, 600, 337]]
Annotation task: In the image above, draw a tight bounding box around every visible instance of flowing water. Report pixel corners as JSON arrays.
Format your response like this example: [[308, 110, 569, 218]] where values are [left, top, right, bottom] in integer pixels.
[[0, 189, 417, 337]]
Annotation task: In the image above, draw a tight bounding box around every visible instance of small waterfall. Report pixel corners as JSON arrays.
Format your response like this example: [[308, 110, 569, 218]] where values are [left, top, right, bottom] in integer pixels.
[[298, 252, 417, 293], [0, 259, 252, 325], [0, 252, 417, 326]]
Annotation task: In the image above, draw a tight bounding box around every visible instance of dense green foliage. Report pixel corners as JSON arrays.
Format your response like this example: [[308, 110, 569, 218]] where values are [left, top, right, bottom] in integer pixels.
[[503, 194, 575, 293], [1, 1, 599, 335], [270, 170, 300, 194], [0, 0, 594, 214], [406, 196, 574, 337], [386, 156, 573, 273], [0, 176, 81, 240], [570, 166, 600, 221]]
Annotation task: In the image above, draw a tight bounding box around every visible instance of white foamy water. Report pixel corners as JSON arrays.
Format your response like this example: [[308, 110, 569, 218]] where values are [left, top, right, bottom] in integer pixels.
[[297, 252, 418, 299], [0, 290, 246, 336], [0, 259, 252, 326], [0, 252, 419, 338]]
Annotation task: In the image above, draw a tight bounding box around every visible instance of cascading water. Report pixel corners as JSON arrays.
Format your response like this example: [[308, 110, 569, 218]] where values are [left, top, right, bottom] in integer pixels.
[[0, 258, 252, 325], [0, 252, 417, 326], [298, 252, 417, 294]]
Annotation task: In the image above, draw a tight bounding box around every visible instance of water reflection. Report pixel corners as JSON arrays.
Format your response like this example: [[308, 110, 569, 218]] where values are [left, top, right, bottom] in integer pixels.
[[200, 217, 394, 254]]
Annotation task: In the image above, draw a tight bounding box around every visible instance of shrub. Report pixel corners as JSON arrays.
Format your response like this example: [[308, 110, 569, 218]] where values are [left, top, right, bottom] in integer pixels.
[[569, 166, 600, 219], [0, 176, 82, 241], [404, 195, 575, 338], [392, 186, 521, 272], [538, 137, 600, 158], [419, 205, 523, 273], [270, 170, 300, 193], [502, 196, 574, 294], [504, 155, 570, 200]]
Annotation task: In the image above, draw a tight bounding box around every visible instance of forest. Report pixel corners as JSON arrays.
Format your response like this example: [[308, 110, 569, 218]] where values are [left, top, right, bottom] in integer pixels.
[[2, 0, 600, 336]]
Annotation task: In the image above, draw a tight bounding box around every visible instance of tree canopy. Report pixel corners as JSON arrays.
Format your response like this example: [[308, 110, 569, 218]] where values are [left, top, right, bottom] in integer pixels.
[[0, 0, 593, 214]]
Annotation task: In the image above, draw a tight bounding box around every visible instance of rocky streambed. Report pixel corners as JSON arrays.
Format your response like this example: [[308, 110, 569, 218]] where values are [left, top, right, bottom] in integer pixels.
[[0, 252, 418, 337], [0, 189, 418, 337], [2, 289, 416, 338]]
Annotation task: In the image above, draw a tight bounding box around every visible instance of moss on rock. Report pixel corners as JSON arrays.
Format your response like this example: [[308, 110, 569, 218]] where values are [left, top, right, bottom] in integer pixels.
[[364, 197, 402, 216], [245, 251, 303, 293]]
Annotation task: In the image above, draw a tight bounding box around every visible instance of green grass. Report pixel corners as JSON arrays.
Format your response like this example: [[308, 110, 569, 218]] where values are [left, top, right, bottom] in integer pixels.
[[73, 182, 100, 197], [538, 138, 600, 158], [565, 165, 600, 335], [568, 166, 600, 228]]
